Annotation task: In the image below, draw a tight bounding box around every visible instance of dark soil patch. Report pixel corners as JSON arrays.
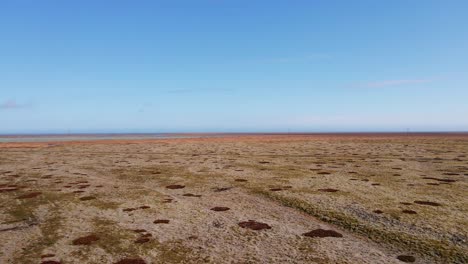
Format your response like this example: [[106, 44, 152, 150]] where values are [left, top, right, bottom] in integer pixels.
[[235, 179, 247, 182], [123, 208, 137, 212], [317, 172, 331, 175], [114, 258, 146, 264], [238, 220, 271, 230], [318, 188, 339, 192], [41, 261, 61, 264], [139, 206, 150, 209], [166, 185, 185, 189], [414, 200, 441, 206], [153, 219, 170, 224], [183, 193, 202, 198], [397, 255, 416, 262], [79, 196, 96, 201], [303, 229, 343, 238], [402, 210, 417, 214], [211, 207, 230, 212], [373, 210, 384, 214], [72, 234, 100, 245], [16, 192, 42, 199], [400, 202, 412, 205], [41, 254, 55, 258], [133, 229, 146, 233]]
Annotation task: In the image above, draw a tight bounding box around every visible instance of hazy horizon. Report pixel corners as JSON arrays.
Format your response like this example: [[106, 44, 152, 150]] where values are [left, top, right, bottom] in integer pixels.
[[1, 1, 468, 133]]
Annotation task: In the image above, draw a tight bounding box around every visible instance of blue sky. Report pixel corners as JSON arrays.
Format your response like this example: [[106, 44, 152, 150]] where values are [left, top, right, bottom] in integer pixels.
[[1, 0, 467, 133]]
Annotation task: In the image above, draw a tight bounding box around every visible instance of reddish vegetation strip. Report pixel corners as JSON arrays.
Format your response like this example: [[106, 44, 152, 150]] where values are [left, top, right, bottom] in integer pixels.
[[238, 220, 271, 230], [114, 258, 146, 264], [72, 234, 100, 245], [211, 207, 230, 212], [303, 229, 343, 238], [16, 192, 42, 199], [397, 255, 416, 262], [166, 185, 185, 189]]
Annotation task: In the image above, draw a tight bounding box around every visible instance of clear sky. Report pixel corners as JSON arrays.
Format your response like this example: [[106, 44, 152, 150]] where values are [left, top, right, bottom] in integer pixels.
[[1, 1, 467, 133]]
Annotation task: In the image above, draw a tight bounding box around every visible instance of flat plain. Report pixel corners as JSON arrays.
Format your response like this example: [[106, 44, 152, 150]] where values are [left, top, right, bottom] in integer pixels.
[[0, 134, 467, 264]]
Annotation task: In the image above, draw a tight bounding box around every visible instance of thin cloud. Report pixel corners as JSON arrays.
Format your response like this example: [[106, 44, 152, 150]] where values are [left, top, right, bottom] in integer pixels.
[[364, 79, 432, 88], [0, 100, 30, 110]]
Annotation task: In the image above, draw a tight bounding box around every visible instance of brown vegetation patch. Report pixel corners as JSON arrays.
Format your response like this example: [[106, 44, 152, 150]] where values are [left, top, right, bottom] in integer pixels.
[[397, 255, 416, 262], [318, 188, 339, 192], [442, 172, 459, 176], [373, 210, 384, 214], [402, 210, 417, 214], [72, 234, 100, 245], [414, 201, 442, 206], [135, 237, 151, 244], [235, 179, 247, 182], [238, 220, 271, 230], [41, 261, 61, 264], [16, 192, 42, 199], [269, 188, 283, 191], [211, 207, 230, 212], [166, 185, 185, 189], [303, 229, 343, 238], [114, 258, 146, 264], [0, 187, 19, 193], [79, 196, 96, 201], [214, 187, 232, 192], [41, 254, 56, 258], [153, 219, 170, 224], [183, 193, 202, 197]]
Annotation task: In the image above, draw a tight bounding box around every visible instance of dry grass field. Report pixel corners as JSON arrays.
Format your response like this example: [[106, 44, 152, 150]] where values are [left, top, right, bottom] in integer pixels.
[[0, 134, 467, 263]]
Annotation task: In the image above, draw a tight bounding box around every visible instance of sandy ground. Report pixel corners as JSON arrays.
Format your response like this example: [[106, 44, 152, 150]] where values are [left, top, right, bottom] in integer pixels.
[[0, 134, 467, 263]]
